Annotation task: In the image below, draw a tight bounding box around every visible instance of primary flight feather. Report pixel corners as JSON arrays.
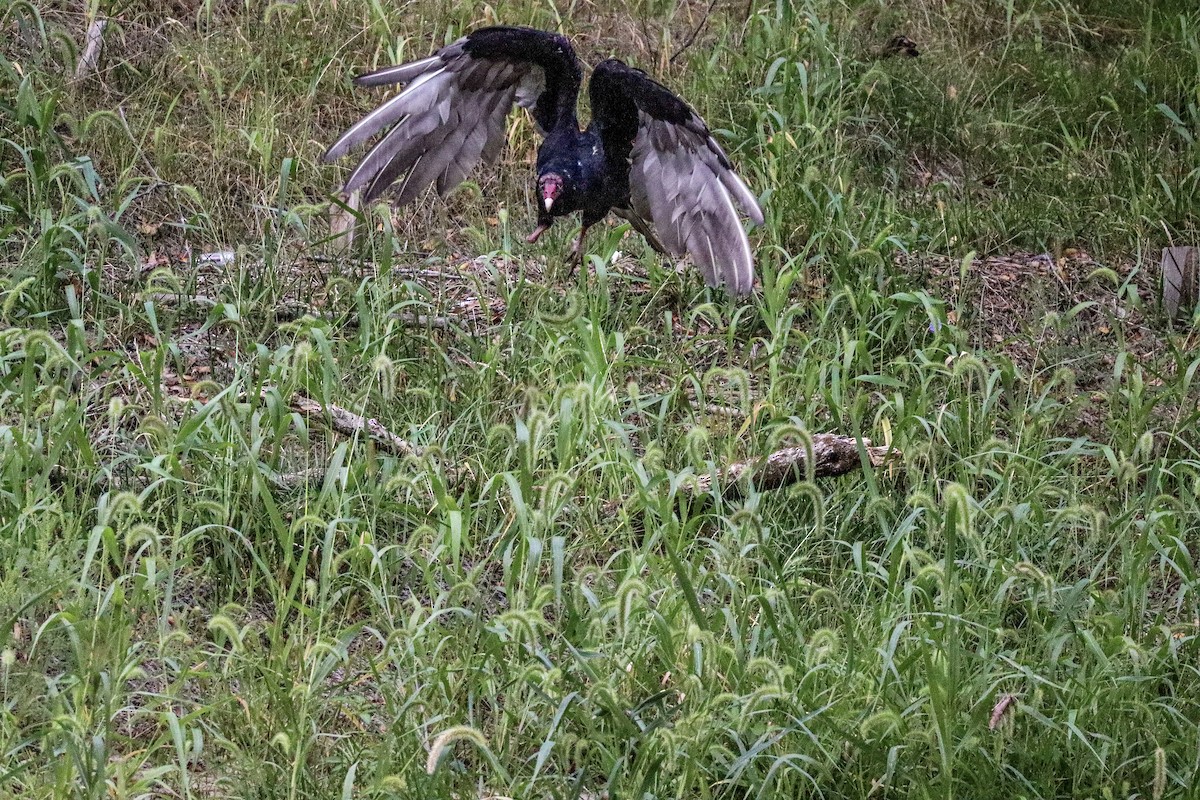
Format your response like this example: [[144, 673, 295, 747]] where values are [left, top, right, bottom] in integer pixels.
[[324, 26, 764, 295]]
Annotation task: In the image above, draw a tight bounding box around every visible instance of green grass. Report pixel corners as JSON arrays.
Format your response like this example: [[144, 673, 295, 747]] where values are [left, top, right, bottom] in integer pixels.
[[2, 0, 1200, 797]]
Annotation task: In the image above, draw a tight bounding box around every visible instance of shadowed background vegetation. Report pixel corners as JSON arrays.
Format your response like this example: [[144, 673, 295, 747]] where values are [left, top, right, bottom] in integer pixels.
[[2, 0, 1199, 797]]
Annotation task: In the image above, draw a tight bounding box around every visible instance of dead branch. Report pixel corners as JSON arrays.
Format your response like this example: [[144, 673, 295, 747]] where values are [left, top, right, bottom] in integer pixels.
[[687, 434, 895, 501], [267, 467, 327, 490], [702, 403, 745, 418], [271, 300, 335, 322], [74, 16, 107, 81], [392, 313, 456, 329], [275, 392, 467, 488], [328, 191, 361, 253], [284, 394, 420, 459]]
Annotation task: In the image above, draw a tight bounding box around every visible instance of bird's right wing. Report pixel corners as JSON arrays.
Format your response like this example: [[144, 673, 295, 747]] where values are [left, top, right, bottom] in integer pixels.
[[589, 58, 763, 295], [324, 27, 582, 203]]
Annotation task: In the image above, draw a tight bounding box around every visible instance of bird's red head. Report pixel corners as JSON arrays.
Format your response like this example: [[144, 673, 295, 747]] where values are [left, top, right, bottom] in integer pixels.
[[539, 173, 563, 212]]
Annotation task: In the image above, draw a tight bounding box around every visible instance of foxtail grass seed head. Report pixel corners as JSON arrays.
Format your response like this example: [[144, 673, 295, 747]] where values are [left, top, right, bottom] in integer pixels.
[[989, 693, 1016, 731], [1153, 746, 1166, 800]]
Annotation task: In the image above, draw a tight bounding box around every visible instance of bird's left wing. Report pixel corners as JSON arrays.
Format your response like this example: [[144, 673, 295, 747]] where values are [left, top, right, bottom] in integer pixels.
[[324, 26, 582, 203], [589, 58, 763, 295]]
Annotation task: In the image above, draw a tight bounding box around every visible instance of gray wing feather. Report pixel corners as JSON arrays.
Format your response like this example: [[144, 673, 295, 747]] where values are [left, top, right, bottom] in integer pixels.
[[703, 135, 765, 225], [324, 67, 451, 162], [324, 38, 547, 203], [352, 54, 443, 87], [630, 115, 760, 295]]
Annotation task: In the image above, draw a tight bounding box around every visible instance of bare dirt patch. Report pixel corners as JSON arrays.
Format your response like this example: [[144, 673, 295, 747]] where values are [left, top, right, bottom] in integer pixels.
[[897, 248, 1188, 379]]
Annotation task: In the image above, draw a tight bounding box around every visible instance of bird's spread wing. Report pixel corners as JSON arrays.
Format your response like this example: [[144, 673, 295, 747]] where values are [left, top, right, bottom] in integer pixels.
[[589, 58, 763, 295], [324, 27, 582, 203]]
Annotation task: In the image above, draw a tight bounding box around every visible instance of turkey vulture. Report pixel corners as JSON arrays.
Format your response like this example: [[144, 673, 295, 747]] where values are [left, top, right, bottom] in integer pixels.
[[323, 26, 764, 295]]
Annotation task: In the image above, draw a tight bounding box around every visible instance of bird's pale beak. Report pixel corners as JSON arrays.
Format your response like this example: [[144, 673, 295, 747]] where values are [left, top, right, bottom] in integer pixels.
[[544, 197, 554, 211]]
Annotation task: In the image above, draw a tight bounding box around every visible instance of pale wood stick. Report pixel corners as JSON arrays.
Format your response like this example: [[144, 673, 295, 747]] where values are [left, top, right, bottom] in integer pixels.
[[687, 434, 896, 501]]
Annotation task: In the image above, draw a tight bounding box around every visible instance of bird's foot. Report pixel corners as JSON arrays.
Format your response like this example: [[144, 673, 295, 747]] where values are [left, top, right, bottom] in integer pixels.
[[526, 224, 551, 244]]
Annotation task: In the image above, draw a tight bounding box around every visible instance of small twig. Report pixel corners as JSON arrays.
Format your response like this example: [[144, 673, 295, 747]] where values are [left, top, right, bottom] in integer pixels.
[[637, 15, 660, 71], [392, 312, 458, 329], [300, 255, 487, 284], [670, 0, 721, 64]]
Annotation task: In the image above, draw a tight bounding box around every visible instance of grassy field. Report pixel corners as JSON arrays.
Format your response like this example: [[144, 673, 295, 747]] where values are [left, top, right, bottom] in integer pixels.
[[2, 0, 1200, 797]]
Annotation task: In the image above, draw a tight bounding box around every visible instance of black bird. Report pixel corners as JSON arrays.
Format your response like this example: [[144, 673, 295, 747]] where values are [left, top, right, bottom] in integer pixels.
[[323, 26, 764, 295]]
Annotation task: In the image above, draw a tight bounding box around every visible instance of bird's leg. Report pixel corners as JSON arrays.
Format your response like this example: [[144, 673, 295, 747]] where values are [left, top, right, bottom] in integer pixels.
[[526, 223, 551, 244], [566, 224, 589, 277]]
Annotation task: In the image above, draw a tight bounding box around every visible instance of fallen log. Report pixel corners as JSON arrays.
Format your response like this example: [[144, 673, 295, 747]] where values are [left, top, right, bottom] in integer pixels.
[[687, 435, 894, 501], [283, 393, 420, 459]]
